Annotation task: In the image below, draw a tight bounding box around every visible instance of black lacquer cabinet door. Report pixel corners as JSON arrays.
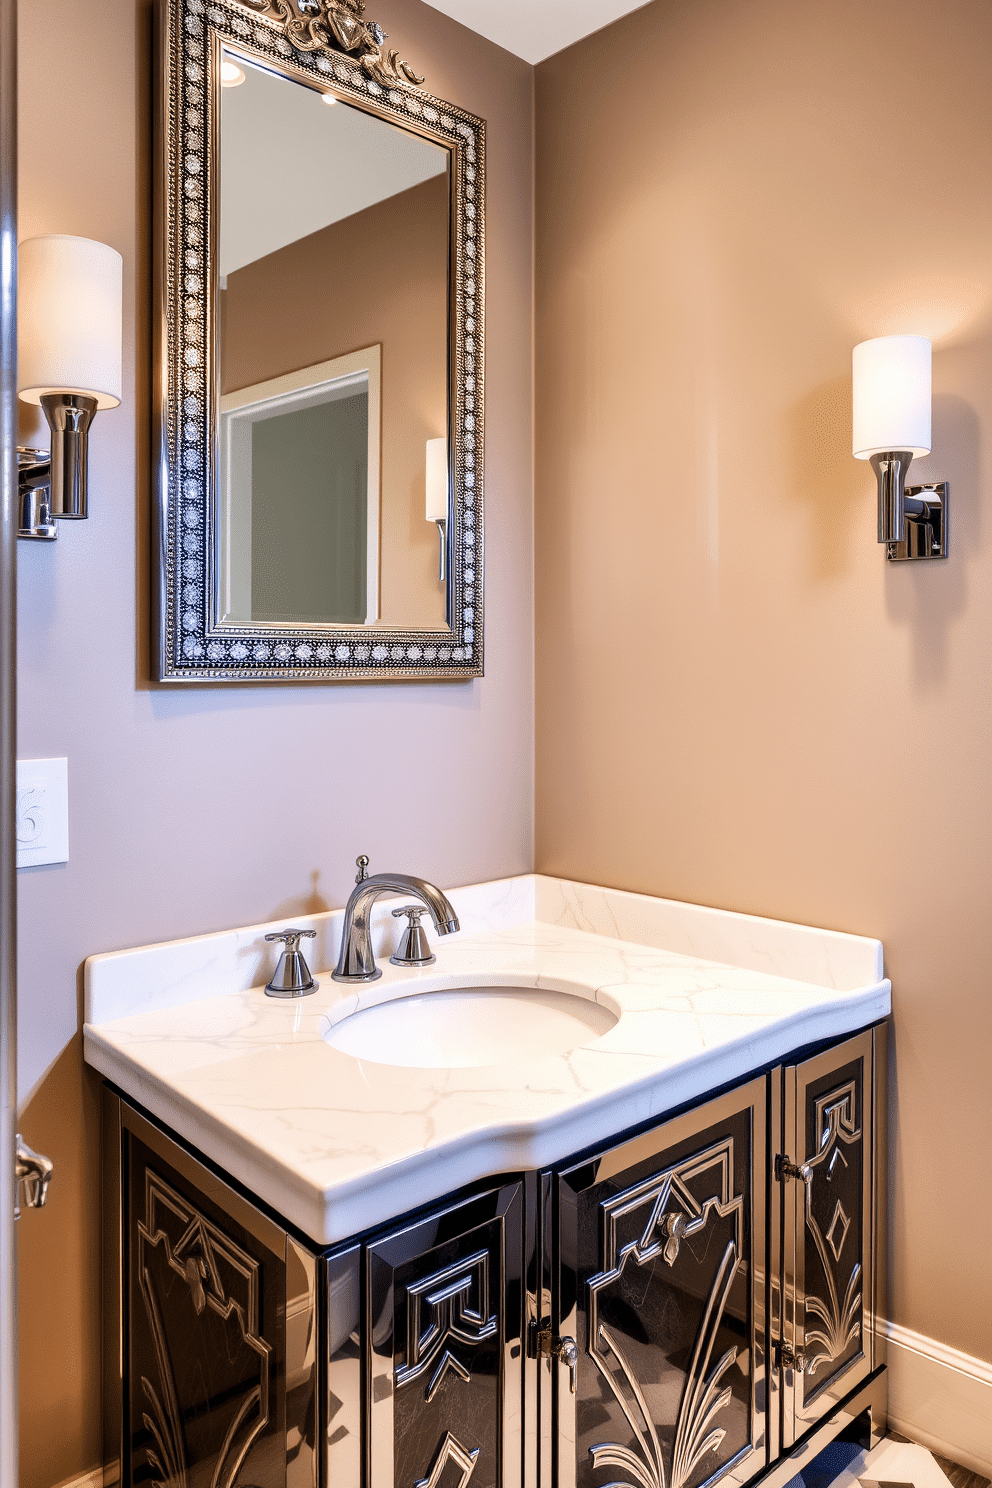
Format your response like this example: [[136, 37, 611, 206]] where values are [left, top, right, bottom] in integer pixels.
[[782, 1030, 874, 1446], [367, 1181, 525, 1488], [554, 1080, 767, 1488], [121, 1104, 318, 1488]]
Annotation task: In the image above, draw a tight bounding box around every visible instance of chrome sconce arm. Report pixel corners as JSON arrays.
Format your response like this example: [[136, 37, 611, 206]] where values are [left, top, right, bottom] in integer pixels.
[[16, 393, 100, 541], [869, 452, 947, 562], [40, 392, 98, 520], [432, 516, 447, 584], [870, 450, 914, 547]]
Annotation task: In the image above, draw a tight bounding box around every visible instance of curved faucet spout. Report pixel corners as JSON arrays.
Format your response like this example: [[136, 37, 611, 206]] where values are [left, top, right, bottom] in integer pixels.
[[332, 872, 459, 983]]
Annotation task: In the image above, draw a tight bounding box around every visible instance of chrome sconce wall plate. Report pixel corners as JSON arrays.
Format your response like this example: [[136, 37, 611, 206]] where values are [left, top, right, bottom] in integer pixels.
[[853, 334, 947, 563], [887, 480, 947, 561], [17, 446, 56, 540], [16, 235, 123, 542]]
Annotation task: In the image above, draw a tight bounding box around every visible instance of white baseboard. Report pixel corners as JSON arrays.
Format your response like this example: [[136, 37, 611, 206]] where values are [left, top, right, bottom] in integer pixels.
[[51, 1470, 106, 1488], [880, 1319, 992, 1477]]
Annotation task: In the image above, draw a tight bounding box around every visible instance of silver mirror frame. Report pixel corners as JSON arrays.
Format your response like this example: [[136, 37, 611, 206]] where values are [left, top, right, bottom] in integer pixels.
[[153, 0, 485, 682]]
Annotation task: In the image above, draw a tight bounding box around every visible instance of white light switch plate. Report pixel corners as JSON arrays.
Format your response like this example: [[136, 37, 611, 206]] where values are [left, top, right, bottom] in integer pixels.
[[16, 758, 69, 868]]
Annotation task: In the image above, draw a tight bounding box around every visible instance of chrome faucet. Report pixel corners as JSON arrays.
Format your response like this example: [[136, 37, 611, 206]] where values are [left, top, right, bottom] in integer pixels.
[[332, 856, 460, 983]]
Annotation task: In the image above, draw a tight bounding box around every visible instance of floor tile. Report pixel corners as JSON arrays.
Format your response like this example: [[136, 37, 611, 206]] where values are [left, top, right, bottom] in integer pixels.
[[879, 1431, 991, 1488]]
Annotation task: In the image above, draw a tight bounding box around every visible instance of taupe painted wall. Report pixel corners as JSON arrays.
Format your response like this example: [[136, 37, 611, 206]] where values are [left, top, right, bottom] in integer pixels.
[[15, 2, 533, 1483], [535, 0, 992, 1362], [222, 174, 450, 628]]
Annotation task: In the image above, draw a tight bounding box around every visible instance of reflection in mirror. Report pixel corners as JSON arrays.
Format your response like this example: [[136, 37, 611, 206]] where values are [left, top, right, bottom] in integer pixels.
[[218, 53, 451, 631]]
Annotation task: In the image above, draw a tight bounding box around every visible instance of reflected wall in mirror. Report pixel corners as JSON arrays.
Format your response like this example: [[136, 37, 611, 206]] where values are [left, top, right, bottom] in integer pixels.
[[219, 346, 380, 625], [219, 59, 449, 630], [154, 0, 485, 682]]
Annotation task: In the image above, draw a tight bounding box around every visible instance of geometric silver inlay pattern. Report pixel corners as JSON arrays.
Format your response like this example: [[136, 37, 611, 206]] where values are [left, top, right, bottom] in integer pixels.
[[137, 1169, 271, 1488], [414, 1432, 480, 1488], [395, 1249, 497, 1401], [827, 1147, 849, 1182], [587, 1137, 745, 1488], [804, 1079, 863, 1376], [825, 1200, 851, 1263]]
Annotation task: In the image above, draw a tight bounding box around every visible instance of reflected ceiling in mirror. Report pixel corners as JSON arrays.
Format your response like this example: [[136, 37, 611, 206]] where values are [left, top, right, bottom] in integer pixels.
[[153, 0, 485, 682]]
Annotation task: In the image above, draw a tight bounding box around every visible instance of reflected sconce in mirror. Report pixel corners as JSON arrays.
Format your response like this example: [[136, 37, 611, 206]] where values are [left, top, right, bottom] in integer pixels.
[[426, 436, 447, 583], [16, 235, 123, 541], [853, 334, 947, 562]]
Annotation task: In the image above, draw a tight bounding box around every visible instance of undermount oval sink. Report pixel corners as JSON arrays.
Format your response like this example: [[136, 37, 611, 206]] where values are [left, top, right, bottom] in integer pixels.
[[323, 984, 618, 1068]]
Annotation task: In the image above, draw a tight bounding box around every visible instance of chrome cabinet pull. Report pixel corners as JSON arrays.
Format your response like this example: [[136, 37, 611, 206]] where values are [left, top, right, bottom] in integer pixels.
[[533, 1327, 579, 1393], [777, 1343, 809, 1374], [15, 1135, 54, 1215], [776, 1153, 812, 1185], [662, 1211, 689, 1266], [557, 1336, 578, 1394]]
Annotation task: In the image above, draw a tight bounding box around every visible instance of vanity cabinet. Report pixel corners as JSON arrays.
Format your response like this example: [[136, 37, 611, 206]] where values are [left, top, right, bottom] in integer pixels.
[[549, 1078, 767, 1488], [105, 1026, 885, 1488]]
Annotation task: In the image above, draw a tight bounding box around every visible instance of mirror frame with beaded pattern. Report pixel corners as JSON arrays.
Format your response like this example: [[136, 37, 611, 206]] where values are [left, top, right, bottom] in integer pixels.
[[153, 0, 485, 682]]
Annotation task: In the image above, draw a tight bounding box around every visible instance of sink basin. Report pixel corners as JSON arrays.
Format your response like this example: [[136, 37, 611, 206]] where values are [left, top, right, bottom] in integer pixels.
[[323, 984, 618, 1068]]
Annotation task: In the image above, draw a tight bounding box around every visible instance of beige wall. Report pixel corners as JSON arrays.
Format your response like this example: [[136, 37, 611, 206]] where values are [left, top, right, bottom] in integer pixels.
[[222, 174, 450, 628], [535, 0, 992, 1362], [15, 3, 533, 1484]]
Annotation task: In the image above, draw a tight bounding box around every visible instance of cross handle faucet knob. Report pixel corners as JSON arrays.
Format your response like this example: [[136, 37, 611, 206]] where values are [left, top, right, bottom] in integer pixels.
[[264, 928, 317, 999], [390, 904, 436, 968], [265, 928, 316, 949], [392, 904, 426, 924]]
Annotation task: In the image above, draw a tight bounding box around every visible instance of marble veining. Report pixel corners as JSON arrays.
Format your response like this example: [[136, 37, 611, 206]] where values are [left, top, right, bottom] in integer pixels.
[[83, 876, 889, 1244]]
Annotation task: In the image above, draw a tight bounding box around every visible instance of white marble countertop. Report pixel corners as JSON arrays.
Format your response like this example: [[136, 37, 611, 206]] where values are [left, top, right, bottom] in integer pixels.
[[83, 875, 889, 1245]]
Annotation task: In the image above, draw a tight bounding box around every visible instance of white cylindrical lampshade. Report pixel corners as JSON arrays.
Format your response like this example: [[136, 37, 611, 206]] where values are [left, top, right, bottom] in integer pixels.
[[852, 334, 931, 459], [18, 235, 123, 408], [426, 436, 448, 521]]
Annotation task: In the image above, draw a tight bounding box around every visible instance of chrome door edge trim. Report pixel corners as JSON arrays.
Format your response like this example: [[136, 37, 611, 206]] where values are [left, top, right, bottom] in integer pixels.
[[287, 1236, 319, 1488], [102, 1090, 125, 1488], [782, 1062, 799, 1445], [768, 1068, 783, 1465], [872, 1022, 889, 1373]]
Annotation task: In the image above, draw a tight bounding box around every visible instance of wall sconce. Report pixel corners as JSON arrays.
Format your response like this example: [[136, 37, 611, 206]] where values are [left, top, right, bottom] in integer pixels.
[[16, 235, 123, 541], [426, 435, 448, 583], [853, 334, 947, 561]]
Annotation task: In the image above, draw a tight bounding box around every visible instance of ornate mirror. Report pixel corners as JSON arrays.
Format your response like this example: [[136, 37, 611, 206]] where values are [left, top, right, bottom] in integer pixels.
[[154, 0, 485, 681]]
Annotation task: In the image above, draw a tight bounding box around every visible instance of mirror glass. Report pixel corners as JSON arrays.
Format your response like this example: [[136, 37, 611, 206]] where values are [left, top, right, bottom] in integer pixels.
[[218, 53, 452, 631]]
